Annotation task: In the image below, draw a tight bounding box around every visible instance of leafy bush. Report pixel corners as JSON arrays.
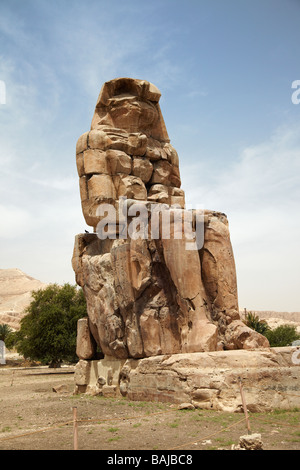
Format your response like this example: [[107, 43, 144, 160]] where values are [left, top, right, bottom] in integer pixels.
[[243, 312, 270, 335], [10, 283, 87, 366], [0, 324, 13, 342], [264, 325, 300, 347]]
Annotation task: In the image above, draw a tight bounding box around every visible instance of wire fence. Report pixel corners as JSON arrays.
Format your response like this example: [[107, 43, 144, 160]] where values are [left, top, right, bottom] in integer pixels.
[[0, 406, 248, 449], [0, 383, 299, 450]]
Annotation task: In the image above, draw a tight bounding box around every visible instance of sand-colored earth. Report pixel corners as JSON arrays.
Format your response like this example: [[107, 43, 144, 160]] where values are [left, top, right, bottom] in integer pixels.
[[0, 362, 299, 451]]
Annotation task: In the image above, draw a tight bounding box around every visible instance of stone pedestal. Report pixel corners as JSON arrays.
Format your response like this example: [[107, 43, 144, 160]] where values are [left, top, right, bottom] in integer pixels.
[[74, 346, 300, 412]]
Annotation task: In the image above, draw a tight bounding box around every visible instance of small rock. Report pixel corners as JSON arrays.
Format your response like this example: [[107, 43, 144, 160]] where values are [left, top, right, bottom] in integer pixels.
[[202, 439, 212, 445], [178, 403, 195, 410], [239, 433, 263, 450], [52, 384, 68, 394], [97, 376, 106, 386]]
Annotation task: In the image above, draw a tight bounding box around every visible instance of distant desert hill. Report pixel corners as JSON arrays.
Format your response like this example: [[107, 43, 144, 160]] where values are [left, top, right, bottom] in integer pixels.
[[254, 311, 300, 323], [241, 310, 300, 334], [0, 268, 47, 330]]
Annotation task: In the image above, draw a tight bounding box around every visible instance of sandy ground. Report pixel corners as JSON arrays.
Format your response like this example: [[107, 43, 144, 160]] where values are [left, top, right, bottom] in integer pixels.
[[0, 362, 300, 452]]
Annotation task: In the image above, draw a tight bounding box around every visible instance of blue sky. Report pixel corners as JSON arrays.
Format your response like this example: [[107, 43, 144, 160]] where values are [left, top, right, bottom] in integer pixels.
[[0, 0, 300, 311]]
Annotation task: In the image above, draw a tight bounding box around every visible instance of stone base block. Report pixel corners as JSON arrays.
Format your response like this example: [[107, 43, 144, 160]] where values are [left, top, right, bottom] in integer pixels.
[[74, 356, 126, 396], [74, 347, 300, 412]]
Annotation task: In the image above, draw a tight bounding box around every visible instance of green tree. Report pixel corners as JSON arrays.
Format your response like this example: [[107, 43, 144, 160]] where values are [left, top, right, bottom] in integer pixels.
[[264, 325, 300, 347], [0, 324, 13, 342], [243, 311, 270, 335], [12, 283, 87, 366]]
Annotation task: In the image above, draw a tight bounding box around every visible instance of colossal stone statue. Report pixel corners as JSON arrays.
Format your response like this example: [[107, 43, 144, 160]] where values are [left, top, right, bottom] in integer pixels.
[[72, 78, 269, 361]]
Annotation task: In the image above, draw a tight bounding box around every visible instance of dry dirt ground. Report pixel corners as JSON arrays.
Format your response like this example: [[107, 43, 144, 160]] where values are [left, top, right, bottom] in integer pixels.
[[0, 362, 300, 452]]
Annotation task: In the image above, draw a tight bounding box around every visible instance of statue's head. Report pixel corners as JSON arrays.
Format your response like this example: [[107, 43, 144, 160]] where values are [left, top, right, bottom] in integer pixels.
[[76, 78, 184, 230], [91, 77, 169, 142]]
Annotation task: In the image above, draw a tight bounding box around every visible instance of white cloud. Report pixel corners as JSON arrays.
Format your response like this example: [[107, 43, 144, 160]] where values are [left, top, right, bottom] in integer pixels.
[[184, 123, 300, 210], [186, 89, 208, 98]]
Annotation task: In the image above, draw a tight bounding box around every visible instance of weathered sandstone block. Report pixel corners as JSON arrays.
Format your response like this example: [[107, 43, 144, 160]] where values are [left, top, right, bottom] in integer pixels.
[[83, 149, 109, 175], [113, 174, 147, 200], [76, 317, 97, 360], [132, 157, 153, 183]]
